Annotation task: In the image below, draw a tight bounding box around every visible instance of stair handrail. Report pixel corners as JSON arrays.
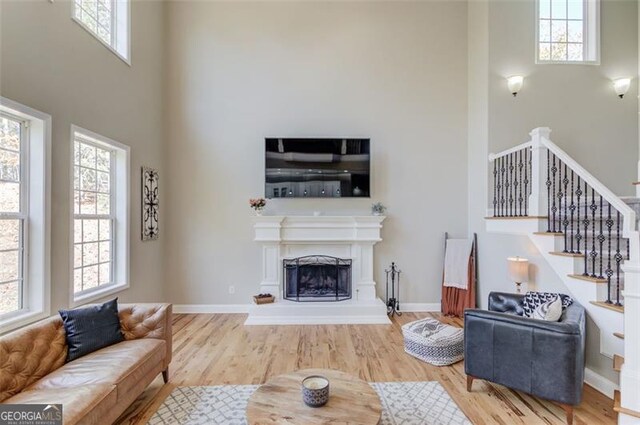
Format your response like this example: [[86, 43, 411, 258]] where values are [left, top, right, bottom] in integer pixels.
[[488, 141, 532, 162], [540, 135, 637, 238], [488, 127, 639, 262]]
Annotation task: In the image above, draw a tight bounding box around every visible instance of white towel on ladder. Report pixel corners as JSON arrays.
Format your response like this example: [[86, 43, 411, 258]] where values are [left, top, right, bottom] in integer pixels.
[[443, 238, 473, 289]]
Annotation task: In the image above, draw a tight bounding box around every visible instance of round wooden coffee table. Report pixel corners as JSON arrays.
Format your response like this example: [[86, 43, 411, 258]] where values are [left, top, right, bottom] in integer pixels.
[[246, 368, 381, 425]]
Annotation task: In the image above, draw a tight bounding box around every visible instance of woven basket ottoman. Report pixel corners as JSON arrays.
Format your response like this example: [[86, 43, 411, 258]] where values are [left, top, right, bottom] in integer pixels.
[[401, 318, 464, 366]]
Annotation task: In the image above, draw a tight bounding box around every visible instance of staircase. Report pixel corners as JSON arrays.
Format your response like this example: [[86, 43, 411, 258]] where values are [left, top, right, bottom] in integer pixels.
[[485, 128, 640, 425]]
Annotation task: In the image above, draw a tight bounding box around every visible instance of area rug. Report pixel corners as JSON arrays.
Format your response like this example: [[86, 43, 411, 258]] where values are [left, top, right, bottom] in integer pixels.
[[147, 381, 471, 425]]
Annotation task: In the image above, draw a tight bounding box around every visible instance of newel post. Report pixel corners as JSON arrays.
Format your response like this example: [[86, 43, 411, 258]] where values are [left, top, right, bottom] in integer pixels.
[[528, 127, 551, 217]]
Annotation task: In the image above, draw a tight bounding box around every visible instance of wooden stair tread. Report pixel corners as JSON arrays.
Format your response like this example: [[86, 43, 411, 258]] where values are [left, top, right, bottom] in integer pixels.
[[614, 354, 624, 372], [614, 390, 640, 418], [633, 181, 640, 185], [568, 274, 607, 283], [590, 301, 624, 313], [485, 216, 548, 220], [533, 231, 563, 236], [614, 332, 624, 339], [551, 251, 583, 258]]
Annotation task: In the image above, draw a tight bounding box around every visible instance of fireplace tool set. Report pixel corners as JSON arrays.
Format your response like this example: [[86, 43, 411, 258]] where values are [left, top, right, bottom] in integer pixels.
[[385, 262, 401, 316]]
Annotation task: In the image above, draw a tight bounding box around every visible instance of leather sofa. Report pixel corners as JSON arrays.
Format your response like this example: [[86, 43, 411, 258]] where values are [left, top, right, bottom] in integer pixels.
[[464, 292, 585, 425], [0, 303, 172, 425]]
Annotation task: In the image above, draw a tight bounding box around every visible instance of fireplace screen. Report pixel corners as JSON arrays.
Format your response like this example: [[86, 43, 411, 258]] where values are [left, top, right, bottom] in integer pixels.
[[283, 256, 352, 302]]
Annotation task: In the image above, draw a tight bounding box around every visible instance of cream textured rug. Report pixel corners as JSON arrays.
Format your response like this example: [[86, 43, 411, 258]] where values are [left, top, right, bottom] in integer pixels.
[[147, 381, 471, 425]]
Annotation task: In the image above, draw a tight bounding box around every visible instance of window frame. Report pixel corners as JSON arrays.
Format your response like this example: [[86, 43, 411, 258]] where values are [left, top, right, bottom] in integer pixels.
[[72, 136, 116, 296], [0, 111, 28, 321], [71, 0, 131, 66], [69, 125, 130, 307], [535, 0, 600, 65], [0, 97, 51, 335]]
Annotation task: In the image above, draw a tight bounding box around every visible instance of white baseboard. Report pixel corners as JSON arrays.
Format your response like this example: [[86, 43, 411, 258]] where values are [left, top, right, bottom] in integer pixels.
[[174, 303, 441, 314], [400, 303, 441, 312], [584, 367, 619, 399], [244, 316, 391, 325], [173, 304, 251, 314]]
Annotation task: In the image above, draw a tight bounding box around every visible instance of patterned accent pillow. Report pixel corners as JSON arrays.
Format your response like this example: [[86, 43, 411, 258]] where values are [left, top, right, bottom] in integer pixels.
[[59, 298, 124, 362], [522, 291, 573, 318], [531, 296, 563, 321]]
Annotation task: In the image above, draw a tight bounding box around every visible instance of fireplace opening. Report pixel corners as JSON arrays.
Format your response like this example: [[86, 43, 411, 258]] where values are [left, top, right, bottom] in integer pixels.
[[283, 256, 352, 302]]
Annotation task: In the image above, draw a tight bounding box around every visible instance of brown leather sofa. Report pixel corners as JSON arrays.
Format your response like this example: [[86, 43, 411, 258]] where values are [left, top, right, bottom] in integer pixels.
[[0, 303, 172, 425]]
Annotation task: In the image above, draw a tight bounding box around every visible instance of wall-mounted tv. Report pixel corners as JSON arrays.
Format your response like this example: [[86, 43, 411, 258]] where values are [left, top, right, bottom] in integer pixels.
[[265, 138, 370, 198]]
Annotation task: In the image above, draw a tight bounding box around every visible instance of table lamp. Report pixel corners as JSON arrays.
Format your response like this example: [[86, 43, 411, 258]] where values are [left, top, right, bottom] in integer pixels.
[[507, 257, 529, 293]]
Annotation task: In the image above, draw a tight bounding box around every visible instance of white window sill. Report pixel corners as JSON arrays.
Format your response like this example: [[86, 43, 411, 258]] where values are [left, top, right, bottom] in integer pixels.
[[0, 310, 50, 336], [72, 282, 130, 307]]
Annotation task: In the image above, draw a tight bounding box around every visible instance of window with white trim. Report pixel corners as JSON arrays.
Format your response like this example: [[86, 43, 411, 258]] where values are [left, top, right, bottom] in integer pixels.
[[0, 114, 25, 316], [536, 0, 599, 63], [72, 127, 129, 303], [0, 98, 50, 333], [72, 0, 130, 64]]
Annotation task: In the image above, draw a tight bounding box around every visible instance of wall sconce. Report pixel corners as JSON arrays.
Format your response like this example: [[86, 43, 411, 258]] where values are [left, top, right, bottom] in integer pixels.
[[613, 78, 631, 99], [507, 256, 529, 293], [507, 76, 524, 97]]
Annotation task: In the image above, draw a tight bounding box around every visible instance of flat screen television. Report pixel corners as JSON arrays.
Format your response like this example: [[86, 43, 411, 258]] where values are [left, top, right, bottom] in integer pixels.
[[265, 138, 370, 198]]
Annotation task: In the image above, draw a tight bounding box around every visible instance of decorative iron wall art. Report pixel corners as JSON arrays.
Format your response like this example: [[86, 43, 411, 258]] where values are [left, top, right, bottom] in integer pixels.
[[141, 167, 159, 241]]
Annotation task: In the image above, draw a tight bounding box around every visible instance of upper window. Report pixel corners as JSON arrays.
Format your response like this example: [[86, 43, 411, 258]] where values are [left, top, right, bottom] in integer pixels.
[[72, 0, 130, 64], [0, 98, 51, 333], [536, 0, 599, 64], [72, 126, 129, 304]]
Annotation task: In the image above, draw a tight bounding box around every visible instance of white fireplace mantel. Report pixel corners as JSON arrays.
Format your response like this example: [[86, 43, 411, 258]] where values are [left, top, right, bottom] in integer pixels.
[[246, 215, 390, 325]]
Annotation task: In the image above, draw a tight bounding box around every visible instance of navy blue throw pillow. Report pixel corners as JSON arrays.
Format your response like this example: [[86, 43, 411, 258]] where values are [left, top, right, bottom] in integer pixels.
[[59, 298, 124, 362]]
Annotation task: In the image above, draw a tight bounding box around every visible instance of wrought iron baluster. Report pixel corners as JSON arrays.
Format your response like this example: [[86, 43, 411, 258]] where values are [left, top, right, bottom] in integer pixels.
[[615, 212, 622, 306], [524, 147, 529, 216], [551, 155, 558, 232], [509, 153, 514, 216], [598, 196, 604, 279], [562, 164, 569, 252], [500, 157, 506, 217], [590, 188, 597, 277], [575, 176, 582, 253], [569, 170, 575, 253], [493, 158, 498, 217], [605, 204, 614, 303], [517, 149, 523, 216], [505, 154, 510, 217], [545, 150, 551, 232], [583, 180, 589, 276]]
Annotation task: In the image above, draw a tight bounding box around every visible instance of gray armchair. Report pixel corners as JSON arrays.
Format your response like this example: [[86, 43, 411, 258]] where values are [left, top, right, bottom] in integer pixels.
[[464, 292, 585, 425]]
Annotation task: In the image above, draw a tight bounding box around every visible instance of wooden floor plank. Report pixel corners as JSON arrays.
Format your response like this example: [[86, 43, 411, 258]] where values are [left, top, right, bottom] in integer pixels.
[[115, 313, 617, 425]]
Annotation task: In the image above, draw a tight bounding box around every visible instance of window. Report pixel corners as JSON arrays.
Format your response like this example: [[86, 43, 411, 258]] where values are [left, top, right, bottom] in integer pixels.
[[72, 0, 130, 64], [71, 126, 129, 304], [536, 0, 599, 63], [0, 114, 25, 317], [0, 97, 50, 333]]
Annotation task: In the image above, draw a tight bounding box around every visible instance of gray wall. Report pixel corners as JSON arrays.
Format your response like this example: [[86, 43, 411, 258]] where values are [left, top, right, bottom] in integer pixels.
[[488, 0, 638, 196], [469, 0, 638, 383], [1, 0, 636, 387], [164, 1, 469, 306], [0, 0, 167, 310]]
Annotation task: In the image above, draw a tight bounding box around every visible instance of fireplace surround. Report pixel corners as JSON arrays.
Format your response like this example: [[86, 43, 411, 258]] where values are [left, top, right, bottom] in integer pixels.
[[247, 215, 389, 325], [284, 255, 352, 302]]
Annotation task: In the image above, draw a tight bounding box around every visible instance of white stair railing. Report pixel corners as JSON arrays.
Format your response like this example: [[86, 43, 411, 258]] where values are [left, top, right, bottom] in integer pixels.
[[489, 127, 640, 422]]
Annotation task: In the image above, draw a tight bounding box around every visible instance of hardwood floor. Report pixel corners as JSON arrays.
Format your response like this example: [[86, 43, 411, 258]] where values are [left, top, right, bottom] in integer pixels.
[[116, 312, 617, 425]]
